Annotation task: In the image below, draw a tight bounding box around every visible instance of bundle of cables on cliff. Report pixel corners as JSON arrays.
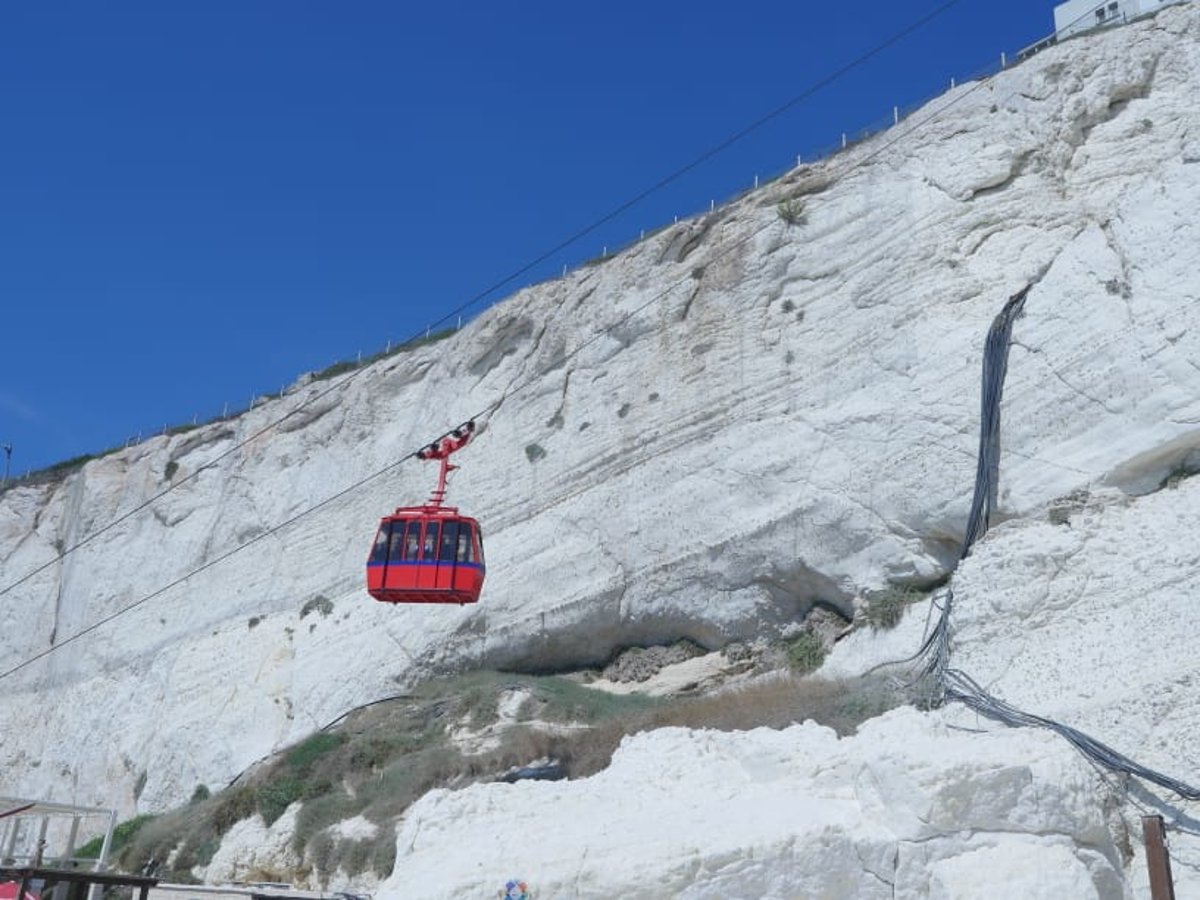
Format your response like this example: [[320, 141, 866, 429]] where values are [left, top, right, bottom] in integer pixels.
[[879, 283, 1200, 804]]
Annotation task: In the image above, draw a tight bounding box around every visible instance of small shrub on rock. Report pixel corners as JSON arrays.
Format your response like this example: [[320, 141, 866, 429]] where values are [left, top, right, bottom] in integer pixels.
[[864, 586, 920, 630], [783, 632, 827, 674]]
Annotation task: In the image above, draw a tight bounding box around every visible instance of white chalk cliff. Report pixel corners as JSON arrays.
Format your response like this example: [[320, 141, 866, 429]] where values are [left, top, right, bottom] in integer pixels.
[[3, 4, 1200, 896]]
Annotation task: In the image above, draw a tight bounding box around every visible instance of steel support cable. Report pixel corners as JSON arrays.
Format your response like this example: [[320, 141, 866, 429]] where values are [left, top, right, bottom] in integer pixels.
[[916, 287, 1200, 801], [0, 54, 1005, 686], [0, 0, 968, 603]]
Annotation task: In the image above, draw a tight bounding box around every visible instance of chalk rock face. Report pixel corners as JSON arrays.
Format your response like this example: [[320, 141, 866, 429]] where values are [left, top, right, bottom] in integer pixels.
[[826, 479, 1200, 897], [203, 804, 304, 884], [382, 708, 1127, 899], [0, 9, 1198, 897]]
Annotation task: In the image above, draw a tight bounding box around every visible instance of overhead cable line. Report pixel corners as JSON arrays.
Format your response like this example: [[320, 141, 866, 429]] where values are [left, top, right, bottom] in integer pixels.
[[469, 80, 1001, 425], [0, 437, 433, 681], [422, 0, 969, 316], [0, 0, 966, 601]]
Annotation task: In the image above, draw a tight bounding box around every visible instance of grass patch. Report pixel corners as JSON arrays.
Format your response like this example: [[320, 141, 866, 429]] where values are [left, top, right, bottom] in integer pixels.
[[288, 732, 346, 771], [95, 664, 902, 884], [210, 785, 256, 834], [644, 673, 899, 736], [863, 586, 922, 630], [862, 583, 943, 631], [782, 632, 827, 674], [517, 673, 902, 779], [75, 814, 157, 860], [523, 675, 659, 724], [256, 777, 304, 826]]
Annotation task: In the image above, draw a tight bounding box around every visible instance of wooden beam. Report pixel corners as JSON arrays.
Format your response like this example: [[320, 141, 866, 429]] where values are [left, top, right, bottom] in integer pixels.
[[1142, 815, 1177, 900]]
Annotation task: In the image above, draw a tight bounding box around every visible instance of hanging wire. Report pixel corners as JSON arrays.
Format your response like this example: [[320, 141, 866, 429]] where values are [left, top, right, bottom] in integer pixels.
[[913, 286, 1200, 802]]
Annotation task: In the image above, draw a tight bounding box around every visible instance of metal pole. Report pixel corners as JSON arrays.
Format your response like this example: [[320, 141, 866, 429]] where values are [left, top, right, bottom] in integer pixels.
[[33, 815, 48, 866], [4, 814, 22, 859], [894, 105, 900, 125], [1, 443, 12, 486], [66, 814, 81, 861], [1142, 815, 1177, 900], [95, 807, 117, 871]]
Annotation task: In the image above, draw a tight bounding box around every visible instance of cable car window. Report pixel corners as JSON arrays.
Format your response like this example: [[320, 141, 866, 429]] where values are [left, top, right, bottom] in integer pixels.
[[370, 524, 390, 563], [404, 521, 421, 560], [439, 520, 460, 561], [422, 522, 440, 560], [476, 524, 485, 566], [457, 523, 478, 563], [388, 520, 406, 561]]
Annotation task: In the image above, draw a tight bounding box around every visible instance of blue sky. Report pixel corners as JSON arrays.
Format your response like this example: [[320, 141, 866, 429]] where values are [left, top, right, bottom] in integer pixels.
[[1, 0, 1065, 477]]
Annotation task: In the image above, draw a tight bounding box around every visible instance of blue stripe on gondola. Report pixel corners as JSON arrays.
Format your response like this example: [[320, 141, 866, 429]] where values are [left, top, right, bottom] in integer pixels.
[[367, 561, 485, 570]]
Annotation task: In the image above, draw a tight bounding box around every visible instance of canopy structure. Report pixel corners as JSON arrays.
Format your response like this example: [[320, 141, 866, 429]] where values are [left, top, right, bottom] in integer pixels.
[[0, 798, 117, 873]]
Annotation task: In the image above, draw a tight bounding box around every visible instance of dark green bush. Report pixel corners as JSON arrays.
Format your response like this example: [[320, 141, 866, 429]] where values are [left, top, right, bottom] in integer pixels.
[[256, 777, 304, 826], [287, 732, 345, 772]]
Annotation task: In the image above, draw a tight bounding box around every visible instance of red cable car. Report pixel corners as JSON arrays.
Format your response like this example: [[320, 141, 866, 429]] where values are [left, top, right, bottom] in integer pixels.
[[366, 422, 486, 605]]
